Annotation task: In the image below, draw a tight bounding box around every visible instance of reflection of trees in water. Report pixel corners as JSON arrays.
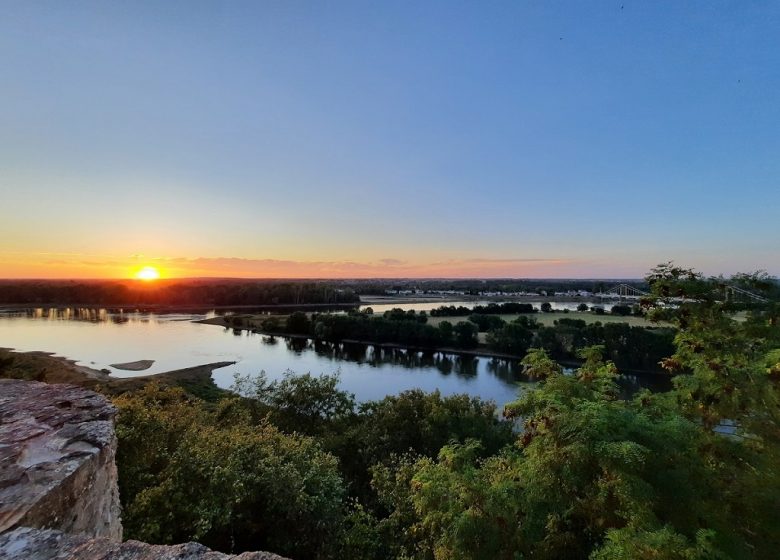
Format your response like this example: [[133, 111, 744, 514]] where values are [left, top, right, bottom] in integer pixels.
[[285, 337, 310, 353], [435, 354, 452, 375], [298, 341, 482, 379], [485, 358, 527, 384], [27, 307, 115, 323], [248, 334, 669, 397], [453, 356, 478, 378], [20, 307, 192, 326]]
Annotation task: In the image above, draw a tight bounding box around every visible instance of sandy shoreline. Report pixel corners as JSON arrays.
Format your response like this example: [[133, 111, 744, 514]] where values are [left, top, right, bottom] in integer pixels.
[[0, 347, 235, 397], [110, 359, 155, 371]]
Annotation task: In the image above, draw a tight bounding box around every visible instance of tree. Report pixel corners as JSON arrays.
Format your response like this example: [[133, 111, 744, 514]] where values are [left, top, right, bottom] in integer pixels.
[[467, 313, 505, 332], [232, 370, 355, 436], [114, 383, 347, 558], [453, 321, 479, 348], [407, 349, 722, 559], [486, 323, 534, 356], [438, 320, 454, 344], [286, 311, 311, 334], [577, 303, 589, 312], [386, 262, 780, 558], [540, 302, 553, 313], [610, 304, 632, 316], [517, 347, 562, 379]]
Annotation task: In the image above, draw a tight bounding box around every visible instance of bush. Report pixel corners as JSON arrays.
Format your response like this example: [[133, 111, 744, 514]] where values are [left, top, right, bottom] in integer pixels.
[[114, 384, 346, 558], [611, 304, 632, 316]]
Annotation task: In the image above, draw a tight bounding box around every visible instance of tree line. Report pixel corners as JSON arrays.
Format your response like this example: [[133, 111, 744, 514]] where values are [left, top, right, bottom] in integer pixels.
[[282, 309, 480, 349], [430, 302, 536, 316], [0, 279, 360, 306], [238, 307, 674, 373]]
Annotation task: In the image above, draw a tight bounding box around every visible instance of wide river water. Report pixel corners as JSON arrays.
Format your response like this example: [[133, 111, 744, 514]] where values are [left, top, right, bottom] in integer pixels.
[[0, 303, 668, 408]]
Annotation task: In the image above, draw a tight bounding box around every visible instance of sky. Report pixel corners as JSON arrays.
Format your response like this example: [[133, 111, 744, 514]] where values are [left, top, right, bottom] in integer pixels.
[[1, 1, 778, 279]]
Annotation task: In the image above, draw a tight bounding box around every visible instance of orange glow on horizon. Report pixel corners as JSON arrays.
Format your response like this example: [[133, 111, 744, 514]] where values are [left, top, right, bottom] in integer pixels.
[[0, 253, 613, 279]]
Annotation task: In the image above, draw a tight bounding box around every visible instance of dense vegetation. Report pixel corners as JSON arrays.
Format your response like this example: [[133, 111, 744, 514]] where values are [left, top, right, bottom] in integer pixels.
[[283, 310, 480, 349], [233, 306, 674, 372], [490, 317, 676, 373], [0, 279, 360, 306], [430, 302, 536, 316], [111, 264, 780, 559]]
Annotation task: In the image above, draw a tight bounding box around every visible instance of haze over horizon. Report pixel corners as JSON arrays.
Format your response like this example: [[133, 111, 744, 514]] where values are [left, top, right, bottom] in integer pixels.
[[1, 2, 779, 279]]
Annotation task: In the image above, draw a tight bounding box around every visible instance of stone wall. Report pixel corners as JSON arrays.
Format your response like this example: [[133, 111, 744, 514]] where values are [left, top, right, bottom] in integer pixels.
[[0, 379, 289, 560], [0, 379, 121, 539]]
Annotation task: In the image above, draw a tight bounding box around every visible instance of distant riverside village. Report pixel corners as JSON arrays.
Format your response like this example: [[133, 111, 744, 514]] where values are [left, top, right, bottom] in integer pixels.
[[385, 288, 596, 297]]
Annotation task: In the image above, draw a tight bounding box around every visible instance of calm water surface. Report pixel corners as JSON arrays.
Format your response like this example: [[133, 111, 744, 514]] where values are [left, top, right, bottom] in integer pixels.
[[0, 308, 667, 408]]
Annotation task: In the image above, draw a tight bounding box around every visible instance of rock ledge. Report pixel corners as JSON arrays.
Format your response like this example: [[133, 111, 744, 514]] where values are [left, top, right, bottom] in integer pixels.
[[0, 379, 291, 560], [0, 379, 121, 539]]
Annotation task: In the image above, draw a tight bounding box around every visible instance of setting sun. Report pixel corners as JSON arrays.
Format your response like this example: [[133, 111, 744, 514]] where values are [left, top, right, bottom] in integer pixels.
[[135, 266, 160, 281]]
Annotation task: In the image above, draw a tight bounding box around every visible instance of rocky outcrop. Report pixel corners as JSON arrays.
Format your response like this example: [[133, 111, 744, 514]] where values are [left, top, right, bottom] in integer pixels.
[[0, 379, 291, 560], [0, 379, 121, 539], [0, 527, 289, 560]]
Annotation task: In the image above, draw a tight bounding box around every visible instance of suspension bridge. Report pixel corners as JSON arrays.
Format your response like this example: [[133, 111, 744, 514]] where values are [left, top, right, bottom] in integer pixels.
[[597, 283, 770, 304]]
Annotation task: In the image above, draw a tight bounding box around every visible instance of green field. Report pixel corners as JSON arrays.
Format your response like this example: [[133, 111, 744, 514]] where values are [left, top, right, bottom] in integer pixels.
[[426, 311, 665, 329]]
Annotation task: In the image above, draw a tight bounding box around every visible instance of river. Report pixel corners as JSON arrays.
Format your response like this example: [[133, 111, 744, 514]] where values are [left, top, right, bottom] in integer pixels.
[[0, 306, 669, 408]]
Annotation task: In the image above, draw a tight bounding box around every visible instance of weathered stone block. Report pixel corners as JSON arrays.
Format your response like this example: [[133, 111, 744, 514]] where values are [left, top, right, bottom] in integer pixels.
[[0, 379, 121, 540]]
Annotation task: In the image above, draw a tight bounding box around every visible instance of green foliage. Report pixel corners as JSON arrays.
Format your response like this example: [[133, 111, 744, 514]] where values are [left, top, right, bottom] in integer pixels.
[[286, 311, 311, 334], [384, 308, 428, 323], [306, 312, 474, 349], [521, 347, 563, 379], [114, 383, 346, 559], [339, 499, 382, 560], [110, 263, 780, 560], [591, 527, 723, 560], [374, 262, 780, 559], [467, 313, 506, 332], [410, 442, 525, 560], [430, 302, 535, 317], [261, 316, 281, 331], [232, 370, 355, 436], [486, 322, 534, 355], [400, 352, 722, 559], [530, 321, 675, 372], [0, 279, 360, 306], [453, 321, 479, 348], [610, 304, 632, 316], [333, 389, 514, 514]]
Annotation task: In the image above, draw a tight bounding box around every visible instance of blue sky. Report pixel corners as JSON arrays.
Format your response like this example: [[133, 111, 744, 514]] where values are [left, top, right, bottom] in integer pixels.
[[1, 1, 778, 278]]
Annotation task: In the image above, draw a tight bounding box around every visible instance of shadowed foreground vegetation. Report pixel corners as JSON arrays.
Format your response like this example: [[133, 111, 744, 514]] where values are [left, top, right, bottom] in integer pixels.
[[107, 265, 780, 559]]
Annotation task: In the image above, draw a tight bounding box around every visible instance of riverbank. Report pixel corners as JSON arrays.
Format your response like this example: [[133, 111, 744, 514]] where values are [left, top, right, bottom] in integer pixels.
[[194, 318, 673, 378], [0, 348, 234, 400]]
